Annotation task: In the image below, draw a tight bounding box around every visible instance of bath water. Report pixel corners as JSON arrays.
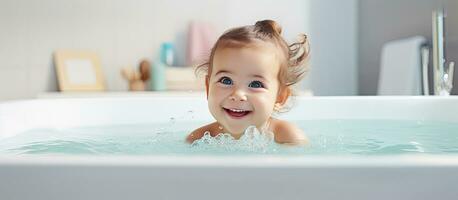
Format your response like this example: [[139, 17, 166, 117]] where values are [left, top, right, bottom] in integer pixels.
[[0, 119, 458, 155]]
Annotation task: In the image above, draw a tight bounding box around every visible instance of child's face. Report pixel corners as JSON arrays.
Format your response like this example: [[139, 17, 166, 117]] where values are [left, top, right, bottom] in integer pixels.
[[206, 44, 283, 135]]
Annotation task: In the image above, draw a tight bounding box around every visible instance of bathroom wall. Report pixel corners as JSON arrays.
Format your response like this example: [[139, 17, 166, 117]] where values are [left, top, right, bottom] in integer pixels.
[[359, 0, 458, 95], [306, 0, 358, 95], [0, 0, 358, 100]]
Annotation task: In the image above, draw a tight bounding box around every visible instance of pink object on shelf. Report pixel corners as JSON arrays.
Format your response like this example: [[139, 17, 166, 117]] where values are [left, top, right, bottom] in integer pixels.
[[186, 21, 218, 66]]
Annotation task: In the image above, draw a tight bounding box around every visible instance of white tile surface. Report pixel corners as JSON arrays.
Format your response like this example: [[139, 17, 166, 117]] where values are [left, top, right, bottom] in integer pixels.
[[0, 68, 29, 100]]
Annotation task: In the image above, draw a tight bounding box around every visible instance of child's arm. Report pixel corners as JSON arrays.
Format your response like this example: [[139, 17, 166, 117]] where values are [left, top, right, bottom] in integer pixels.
[[271, 119, 308, 145], [185, 122, 219, 143]]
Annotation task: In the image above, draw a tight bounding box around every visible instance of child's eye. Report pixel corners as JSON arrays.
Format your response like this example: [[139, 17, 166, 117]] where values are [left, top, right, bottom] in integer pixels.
[[249, 80, 264, 88], [218, 76, 233, 85]]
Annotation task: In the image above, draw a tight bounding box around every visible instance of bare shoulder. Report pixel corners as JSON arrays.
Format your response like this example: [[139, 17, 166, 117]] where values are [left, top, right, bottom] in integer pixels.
[[185, 122, 220, 143], [270, 118, 308, 145]]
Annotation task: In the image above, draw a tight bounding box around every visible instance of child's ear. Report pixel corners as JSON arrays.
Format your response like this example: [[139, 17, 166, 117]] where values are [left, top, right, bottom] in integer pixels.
[[276, 87, 291, 105], [205, 75, 210, 99]]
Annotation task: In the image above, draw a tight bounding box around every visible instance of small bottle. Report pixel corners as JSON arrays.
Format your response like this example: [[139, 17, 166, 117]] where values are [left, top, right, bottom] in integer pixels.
[[160, 42, 174, 66], [150, 60, 166, 91]]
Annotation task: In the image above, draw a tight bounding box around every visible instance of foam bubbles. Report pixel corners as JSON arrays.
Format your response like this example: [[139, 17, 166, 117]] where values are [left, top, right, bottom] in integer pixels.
[[190, 125, 276, 154]]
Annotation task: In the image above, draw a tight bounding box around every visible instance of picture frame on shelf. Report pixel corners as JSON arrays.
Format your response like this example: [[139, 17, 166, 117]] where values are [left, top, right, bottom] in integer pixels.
[[54, 50, 106, 92]]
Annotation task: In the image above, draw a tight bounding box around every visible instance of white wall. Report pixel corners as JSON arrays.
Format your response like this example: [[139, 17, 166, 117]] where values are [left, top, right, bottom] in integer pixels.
[[0, 0, 357, 100]]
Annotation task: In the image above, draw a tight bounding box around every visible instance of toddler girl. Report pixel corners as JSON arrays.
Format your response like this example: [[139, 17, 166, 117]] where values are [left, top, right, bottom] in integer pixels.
[[186, 19, 310, 145]]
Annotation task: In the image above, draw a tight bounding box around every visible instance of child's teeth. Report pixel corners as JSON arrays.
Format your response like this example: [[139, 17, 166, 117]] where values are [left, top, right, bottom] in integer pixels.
[[230, 109, 245, 112]]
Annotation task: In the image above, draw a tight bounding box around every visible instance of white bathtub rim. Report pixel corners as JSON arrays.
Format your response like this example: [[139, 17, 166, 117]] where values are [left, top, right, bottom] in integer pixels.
[[2, 95, 458, 104], [1, 154, 458, 168], [2, 95, 457, 134]]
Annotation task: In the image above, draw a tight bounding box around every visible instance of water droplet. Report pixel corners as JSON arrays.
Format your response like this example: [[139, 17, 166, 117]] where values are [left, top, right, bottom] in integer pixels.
[[169, 117, 176, 124], [187, 110, 195, 119]]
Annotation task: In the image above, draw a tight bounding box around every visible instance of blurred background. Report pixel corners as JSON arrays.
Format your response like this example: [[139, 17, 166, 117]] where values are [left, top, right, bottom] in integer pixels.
[[0, 0, 456, 100]]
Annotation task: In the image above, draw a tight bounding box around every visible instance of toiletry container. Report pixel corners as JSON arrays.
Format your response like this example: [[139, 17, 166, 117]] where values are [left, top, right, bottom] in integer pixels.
[[160, 42, 174, 66], [150, 60, 166, 91]]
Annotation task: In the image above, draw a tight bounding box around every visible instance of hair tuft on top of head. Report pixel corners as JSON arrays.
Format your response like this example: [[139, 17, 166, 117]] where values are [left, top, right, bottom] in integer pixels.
[[254, 20, 282, 36]]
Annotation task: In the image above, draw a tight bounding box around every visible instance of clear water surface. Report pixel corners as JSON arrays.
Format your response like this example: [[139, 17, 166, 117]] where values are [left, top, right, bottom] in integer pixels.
[[0, 119, 457, 155]]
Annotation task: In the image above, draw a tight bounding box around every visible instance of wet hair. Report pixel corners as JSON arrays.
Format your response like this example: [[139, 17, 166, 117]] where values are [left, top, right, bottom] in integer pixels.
[[196, 19, 310, 104]]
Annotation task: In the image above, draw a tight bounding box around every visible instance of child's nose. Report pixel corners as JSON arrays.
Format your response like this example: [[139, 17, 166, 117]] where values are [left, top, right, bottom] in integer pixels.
[[229, 88, 247, 101]]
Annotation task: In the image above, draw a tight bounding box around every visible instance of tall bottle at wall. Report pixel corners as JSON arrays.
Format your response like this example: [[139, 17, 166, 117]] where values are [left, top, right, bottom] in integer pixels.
[[150, 60, 166, 91]]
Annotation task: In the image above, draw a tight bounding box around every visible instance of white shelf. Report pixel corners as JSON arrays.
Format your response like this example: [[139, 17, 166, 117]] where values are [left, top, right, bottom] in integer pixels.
[[165, 67, 205, 91], [37, 91, 206, 99]]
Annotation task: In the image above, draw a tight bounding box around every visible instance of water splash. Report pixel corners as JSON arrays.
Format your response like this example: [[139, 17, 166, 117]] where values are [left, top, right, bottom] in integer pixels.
[[190, 126, 275, 154]]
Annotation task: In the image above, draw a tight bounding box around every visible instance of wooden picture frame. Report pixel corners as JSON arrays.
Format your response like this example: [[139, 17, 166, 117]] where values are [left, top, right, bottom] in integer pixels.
[[54, 50, 106, 91]]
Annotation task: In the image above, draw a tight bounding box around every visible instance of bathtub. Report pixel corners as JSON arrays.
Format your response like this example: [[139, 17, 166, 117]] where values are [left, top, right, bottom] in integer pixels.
[[1, 93, 458, 200]]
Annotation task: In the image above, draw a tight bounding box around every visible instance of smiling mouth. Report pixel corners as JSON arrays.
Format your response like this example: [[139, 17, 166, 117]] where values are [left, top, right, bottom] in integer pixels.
[[223, 108, 252, 118]]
